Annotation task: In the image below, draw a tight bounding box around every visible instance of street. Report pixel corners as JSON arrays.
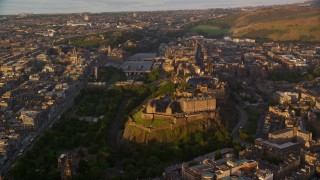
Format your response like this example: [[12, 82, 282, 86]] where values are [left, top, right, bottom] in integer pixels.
[[232, 104, 252, 147], [1, 82, 85, 176]]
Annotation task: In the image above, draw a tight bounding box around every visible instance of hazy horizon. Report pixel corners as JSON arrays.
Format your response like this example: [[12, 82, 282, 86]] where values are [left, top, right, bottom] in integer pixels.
[[0, 0, 306, 15]]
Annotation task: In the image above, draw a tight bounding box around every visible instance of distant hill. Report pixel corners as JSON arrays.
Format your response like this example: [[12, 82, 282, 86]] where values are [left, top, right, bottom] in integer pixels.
[[232, 5, 320, 41], [188, 4, 320, 41]]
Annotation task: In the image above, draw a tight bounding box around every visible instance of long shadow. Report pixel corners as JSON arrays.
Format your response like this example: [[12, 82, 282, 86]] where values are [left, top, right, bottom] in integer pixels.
[[107, 97, 128, 152]]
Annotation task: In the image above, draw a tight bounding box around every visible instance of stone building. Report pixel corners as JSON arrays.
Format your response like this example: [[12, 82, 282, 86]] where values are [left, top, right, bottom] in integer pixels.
[[181, 159, 258, 180], [268, 129, 294, 144], [275, 154, 300, 179], [180, 96, 216, 114], [255, 138, 300, 160], [268, 128, 312, 144], [141, 96, 217, 123], [273, 91, 299, 105], [256, 169, 273, 180], [107, 46, 126, 61]]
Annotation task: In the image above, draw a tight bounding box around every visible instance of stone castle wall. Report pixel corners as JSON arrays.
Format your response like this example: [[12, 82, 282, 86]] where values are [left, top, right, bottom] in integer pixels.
[[129, 111, 216, 133]]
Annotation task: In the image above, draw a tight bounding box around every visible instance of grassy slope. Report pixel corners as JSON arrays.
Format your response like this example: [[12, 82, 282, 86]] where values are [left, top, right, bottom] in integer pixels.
[[187, 5, 319, 41], [123, 119, 214, 143], [232, 5, 320, 41], [190, 25, 229, 37], [132, 110, 173, 127]]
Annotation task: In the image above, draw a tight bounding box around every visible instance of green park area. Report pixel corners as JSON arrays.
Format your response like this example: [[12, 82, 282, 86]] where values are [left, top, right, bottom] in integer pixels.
[[88, 66, 126, 83], [10, 89, 123, 179], [268, 67, 320, 83], [10, 66, 245, 179], [239, 107, 264, 143], [246, 107, 264, 135], [190, 25, 229, 38], [9, 66, 150, 179]]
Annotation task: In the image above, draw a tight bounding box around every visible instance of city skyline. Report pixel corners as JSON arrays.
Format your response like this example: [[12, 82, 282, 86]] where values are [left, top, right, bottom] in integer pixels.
[[0, 0, 306, 15], [1, 0, 319, 179]]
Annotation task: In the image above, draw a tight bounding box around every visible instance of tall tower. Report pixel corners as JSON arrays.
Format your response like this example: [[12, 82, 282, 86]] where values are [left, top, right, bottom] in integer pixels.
[[195, 44, 204, 71], [94, 66, 98, 80], [207, 60, 213, 75], [70, 47, 78, 64]]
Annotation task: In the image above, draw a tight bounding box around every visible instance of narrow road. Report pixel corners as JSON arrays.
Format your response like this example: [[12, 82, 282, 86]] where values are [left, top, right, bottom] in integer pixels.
[[107, 97, 128, 151], [232, 104, 251, 147]]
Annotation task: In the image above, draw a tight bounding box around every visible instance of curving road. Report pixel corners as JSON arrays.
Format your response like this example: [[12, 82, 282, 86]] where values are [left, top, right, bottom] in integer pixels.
[[232, 104, 252, 147]]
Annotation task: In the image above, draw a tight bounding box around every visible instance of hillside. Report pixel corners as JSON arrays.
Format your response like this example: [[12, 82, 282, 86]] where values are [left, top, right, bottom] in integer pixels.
[[188, 5, 320, 41], [122, 97, 238, 144], [232, 5, 320, 41], [122, 119, 216, 144]]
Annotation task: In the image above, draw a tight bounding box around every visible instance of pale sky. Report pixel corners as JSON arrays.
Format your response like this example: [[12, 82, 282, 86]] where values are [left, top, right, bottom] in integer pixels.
[[0, 0, 307, 15]]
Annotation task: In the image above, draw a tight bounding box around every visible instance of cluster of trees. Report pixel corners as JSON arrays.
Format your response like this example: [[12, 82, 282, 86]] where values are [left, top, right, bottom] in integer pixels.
[[97, 66, 127, 83], [70, 30, 145, 48], [10, 82, 151, 179], [152, 81, 176, 97], [10, 65, 134, 179], [71, 36, 101, 48], [148, 67, 161, 82], [269, 67, 320, 83], [27, 59, 47, 72], [268, 71, 303, 83], [121, 126, 242, 179], [122, 85, 150, 114], [238, 129, 255, 143], [104, 30, 144, 48], [10, 64, 246, 179], [238, 107, 264, 143], [10, 87, 124, 179], [77, 88, 122, 116]]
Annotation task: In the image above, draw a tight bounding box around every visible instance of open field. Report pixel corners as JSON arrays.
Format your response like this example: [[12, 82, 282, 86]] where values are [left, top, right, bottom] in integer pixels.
[[190, 25, 229, 37]]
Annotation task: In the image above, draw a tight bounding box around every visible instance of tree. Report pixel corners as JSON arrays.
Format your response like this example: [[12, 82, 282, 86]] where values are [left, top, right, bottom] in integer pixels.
[[148, 68, 161, 82], [310, 99, 316, 108], [157, 82, 175, 96], [78, 148, 85, 158], [214, 149, 222, 160], [78, 159, 89, 173], [47, 168, 61, 180], [313, 67, 320, 77], [89, 166, 103, 179]]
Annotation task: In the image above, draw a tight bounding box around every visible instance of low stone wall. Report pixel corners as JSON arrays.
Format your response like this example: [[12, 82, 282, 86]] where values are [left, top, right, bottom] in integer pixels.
[[128, 117, 153, 133], [141, 112, 174, 121], [128, 111, 216, 133]]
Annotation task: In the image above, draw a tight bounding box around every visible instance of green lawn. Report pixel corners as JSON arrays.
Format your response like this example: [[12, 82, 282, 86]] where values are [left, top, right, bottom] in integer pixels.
[[132, 111, 173, 127], [190, 25, 229, 37], [246, 107, 264, 134], [238, 107, 264, 143]]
